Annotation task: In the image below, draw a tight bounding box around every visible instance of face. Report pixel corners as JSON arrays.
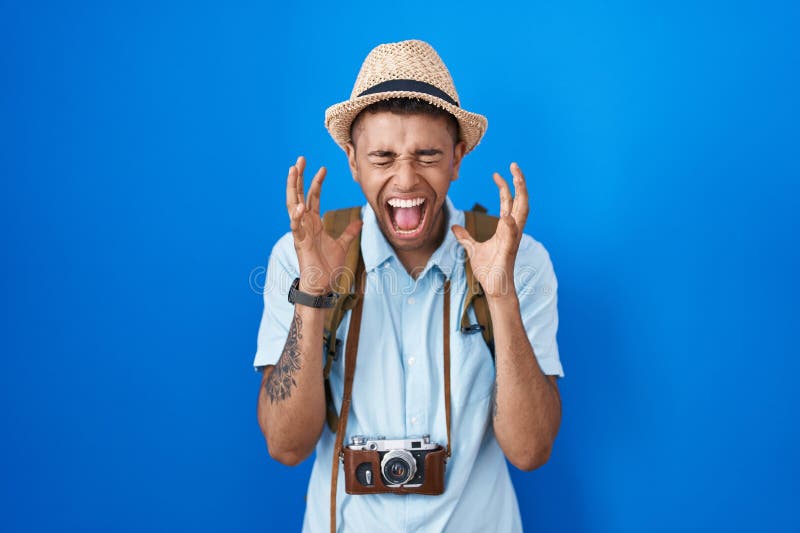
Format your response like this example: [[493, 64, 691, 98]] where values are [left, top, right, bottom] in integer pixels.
[[345, 111, 467, 255]]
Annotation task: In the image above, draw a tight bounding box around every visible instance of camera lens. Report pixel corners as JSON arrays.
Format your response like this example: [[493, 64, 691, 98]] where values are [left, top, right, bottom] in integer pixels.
[[384, 458, 410, 484], [380, 450, 417, 486]]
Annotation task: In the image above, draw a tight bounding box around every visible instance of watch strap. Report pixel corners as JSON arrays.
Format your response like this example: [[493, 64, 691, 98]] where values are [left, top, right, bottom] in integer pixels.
[[288, 277, 339, 309]]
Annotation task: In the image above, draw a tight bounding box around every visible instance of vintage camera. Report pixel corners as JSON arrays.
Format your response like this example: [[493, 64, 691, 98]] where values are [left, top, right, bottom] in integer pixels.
[[342, 435, 447, 495]]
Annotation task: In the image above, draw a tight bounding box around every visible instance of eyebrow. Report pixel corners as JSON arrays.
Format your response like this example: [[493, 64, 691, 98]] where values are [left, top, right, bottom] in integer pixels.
[[367, 148, 444, 157]]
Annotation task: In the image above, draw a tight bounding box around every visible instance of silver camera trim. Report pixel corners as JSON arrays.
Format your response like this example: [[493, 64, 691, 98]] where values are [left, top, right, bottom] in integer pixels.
[[347, 435, 437, 452]]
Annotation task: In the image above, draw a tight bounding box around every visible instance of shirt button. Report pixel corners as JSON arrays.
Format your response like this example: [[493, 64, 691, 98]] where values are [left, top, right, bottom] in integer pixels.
[[407, 297, 415, 305], [410, 416, 418, 425], [408, 356, 416, 366]]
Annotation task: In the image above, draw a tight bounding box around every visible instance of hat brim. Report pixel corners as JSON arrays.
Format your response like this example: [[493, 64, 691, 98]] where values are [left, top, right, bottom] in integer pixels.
[[324, 91, 488, 154]]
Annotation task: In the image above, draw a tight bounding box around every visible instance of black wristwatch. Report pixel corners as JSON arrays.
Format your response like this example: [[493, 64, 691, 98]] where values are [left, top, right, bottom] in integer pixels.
[[288, 277, 339, 309]]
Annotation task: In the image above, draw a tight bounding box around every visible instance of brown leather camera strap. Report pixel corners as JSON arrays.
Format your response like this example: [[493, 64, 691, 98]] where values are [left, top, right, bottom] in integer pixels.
[[330, 260, 365, 533], [329, 274, 452, 533], [443, 279, 452, 457]]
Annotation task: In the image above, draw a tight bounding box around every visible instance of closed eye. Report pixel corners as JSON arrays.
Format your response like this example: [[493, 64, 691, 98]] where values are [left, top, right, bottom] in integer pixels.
[[368, 154, 441, 167]]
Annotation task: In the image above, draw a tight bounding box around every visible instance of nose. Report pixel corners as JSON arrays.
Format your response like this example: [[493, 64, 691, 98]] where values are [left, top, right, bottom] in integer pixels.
[[392, 157, 419, 190]]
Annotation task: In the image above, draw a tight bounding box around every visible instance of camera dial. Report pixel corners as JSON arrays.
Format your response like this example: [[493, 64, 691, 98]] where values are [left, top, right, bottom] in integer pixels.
[[349, 435, 367, 446]]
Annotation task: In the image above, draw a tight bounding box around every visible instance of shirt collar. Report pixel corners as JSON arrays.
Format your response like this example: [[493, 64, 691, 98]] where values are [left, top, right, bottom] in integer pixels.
[[426, 195, 464, 279], [360, 201, 395, 272], [360, 195, 465, 279]]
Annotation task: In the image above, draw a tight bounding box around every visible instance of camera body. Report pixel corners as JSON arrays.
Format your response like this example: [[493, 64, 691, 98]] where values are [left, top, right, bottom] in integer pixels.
[[343, 435, 447, 495]]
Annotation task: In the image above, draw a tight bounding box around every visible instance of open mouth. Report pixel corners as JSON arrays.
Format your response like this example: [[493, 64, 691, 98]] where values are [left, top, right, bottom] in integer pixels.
[[386, 197, 428, 238]]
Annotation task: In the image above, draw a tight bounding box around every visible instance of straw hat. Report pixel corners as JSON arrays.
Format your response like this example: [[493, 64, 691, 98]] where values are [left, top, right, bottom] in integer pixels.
[[324, 40, 488, 154]]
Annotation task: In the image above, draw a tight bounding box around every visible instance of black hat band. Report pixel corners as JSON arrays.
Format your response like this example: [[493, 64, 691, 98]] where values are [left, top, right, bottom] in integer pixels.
[[357, 79, 459, 107]]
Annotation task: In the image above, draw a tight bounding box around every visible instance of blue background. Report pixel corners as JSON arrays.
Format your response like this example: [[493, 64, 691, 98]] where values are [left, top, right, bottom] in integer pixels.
[[2, 1, 798, 531]]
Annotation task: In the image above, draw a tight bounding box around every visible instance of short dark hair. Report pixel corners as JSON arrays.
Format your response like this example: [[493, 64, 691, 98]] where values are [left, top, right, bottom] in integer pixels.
[[349, 97, 461, 148]]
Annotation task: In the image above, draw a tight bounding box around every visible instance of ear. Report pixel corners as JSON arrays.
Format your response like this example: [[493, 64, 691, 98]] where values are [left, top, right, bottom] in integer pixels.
[[451, 140, 467, 182], [344, 141, 359, 183]]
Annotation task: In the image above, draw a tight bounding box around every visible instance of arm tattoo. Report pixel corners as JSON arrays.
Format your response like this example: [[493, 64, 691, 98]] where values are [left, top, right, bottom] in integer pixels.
[[491, 379, 498, 418], [265, 312, 303, 403]]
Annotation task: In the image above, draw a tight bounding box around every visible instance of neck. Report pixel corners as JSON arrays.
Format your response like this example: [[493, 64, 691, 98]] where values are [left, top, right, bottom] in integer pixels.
[[395, 204, 448, 278]]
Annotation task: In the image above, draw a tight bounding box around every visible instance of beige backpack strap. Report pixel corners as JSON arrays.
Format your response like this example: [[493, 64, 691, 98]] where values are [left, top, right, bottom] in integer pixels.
[[321, 206, 363, 432], [461, 207, 499, 354], [330, 259, 366, 533]]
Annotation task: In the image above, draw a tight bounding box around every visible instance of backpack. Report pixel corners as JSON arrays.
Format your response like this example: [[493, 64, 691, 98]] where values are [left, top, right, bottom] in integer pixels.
[[320, 203, 499, 432]]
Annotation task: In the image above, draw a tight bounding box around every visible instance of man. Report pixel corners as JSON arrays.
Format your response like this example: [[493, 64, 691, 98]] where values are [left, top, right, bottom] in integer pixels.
[[254, 40, 564, 532]]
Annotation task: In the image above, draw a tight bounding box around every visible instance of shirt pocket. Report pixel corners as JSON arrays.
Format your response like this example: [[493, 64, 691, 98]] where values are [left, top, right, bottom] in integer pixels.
[[452, 329, 496, 407]]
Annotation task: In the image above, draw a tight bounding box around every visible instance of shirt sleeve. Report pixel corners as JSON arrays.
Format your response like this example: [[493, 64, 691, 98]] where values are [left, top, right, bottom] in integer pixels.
[[253, 231, 300, 372], [514, 234, 564, 378]]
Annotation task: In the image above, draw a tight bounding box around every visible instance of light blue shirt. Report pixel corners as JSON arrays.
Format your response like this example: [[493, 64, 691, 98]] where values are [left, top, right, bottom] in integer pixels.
[[253, 195, 564, 532]]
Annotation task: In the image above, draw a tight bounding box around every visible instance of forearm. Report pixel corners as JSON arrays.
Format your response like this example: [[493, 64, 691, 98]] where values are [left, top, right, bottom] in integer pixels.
[[257, 303, 327, 465], [487, 293, 561, 471]]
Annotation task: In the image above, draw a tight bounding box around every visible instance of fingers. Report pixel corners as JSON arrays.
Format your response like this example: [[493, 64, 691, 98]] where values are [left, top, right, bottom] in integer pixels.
[[287, 156, 329, 215], [492, 162, 530, 236], [337, 219, 363, 250], [497, 212, 519, 241], [286, 165, 298, 213], [289, 202, 306, 241], [306, 166, 327, 213], [492, 172, 513, 217], [295, 156, 306, 207], [451, 224, 477, 257], [286, 156, 306, 213], [509, 162, 530, 230], [285, 156, 329, 245]]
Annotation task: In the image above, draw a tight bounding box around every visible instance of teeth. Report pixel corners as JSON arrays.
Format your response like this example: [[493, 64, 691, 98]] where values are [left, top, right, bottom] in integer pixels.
[[387, 197, 425, 208]]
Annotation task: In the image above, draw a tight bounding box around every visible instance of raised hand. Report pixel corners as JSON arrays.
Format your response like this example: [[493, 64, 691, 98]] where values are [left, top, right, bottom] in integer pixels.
[[286, 156, 363, 295], [451, 162, 530, 298]]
